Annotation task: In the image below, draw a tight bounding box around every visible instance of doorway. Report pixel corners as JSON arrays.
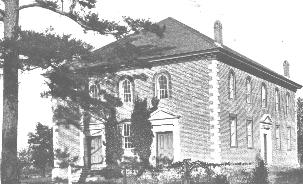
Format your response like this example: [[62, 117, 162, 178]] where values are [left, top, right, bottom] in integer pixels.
[[156, 132, 174, 163], [263, 133, 268, 163]]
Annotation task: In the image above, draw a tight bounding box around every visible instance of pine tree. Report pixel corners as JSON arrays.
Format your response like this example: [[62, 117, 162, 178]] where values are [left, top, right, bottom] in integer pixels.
[[28, 122, 53, 177], [0, 1, 164, 183]]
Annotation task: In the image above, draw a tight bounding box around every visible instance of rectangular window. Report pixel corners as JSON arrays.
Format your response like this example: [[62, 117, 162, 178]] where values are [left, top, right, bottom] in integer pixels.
[[275, 90, 279, 112], [286, 94, 290, 115], [275, 125, 281, 150], [230, 115, 237, 147], [246, 79, 251, 104], [287, 127, 291, 150], [247, 120, 253, 148], [122, 124, 132, 149]]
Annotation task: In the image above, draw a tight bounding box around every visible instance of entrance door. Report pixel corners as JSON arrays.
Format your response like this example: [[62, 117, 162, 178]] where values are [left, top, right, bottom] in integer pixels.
[[263, 134, 268, 163], [90, 136, 103, 164], [157, 132, 174, 162]]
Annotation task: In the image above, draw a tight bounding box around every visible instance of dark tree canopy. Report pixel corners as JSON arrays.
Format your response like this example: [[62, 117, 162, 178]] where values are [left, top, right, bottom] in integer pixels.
[[131, 97, 158, 176], [28, 122, 53, 177], [0, 0, 165, 183]]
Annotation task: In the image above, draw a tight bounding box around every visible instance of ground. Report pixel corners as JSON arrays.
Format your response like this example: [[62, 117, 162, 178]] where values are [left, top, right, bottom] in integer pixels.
[[20, 167, 303, 184]]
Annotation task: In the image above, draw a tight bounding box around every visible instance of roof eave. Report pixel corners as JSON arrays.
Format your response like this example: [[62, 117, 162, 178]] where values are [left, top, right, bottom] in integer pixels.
[[216, 47, 302, 91]]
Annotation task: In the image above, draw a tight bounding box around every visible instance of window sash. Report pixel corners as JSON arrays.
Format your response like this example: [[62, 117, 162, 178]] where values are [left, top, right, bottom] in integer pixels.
[[158, 75, 168, 99], [246, 81, 251, 103], [275, 126, 281, 150], [247, 120, 253, 148], [122, 80, 132, 102], [122, 124, 132, 149], [275, 90, 279, 111], [230, 117, 237, 147], [229, 74, 235, 99], [90, 84, 99, 99], [286, 94, 290, 115], [287, 127, 291, 150], [261, 85, 267, 107]]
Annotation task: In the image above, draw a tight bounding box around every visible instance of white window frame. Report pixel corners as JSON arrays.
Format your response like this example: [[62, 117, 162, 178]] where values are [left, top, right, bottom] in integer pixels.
[[275, 89, 280, 112], [156, 74, 169, 99], [261, 84, 267, 108], [229, 72, 235, 99], [122, 123, 132, 149], [247, 120, 253, 148], [246, 78, 251, 103], [286, 93, 290, 115], [230, 115, 237, 148], [90, 84, 99, 99], [275, 125, 281, 150], [287, 127, 291, 151], [120, 79, 132, 103]]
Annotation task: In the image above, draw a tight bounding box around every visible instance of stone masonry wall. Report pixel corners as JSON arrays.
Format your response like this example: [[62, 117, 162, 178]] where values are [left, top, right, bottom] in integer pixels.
[[218, 62, 298, 167], [116, 58, 212, 161]]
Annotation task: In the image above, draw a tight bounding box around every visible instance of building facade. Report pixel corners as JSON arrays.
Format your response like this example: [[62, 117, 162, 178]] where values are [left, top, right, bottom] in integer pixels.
[[53, 17, 302, 178]]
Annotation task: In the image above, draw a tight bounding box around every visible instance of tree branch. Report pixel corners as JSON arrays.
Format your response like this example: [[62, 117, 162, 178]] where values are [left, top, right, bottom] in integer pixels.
[[18, 3, 40, 10], [18, 3, 118, 36]]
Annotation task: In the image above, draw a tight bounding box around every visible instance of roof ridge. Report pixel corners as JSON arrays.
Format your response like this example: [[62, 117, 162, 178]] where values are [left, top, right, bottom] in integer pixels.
[[163, 17, 216, 47]]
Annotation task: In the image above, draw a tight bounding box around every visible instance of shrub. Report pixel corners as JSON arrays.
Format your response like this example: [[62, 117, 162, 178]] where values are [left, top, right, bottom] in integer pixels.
[[249, 156, 269, 184], [213, 174, 229, 184], [99, 166, 123, 179]]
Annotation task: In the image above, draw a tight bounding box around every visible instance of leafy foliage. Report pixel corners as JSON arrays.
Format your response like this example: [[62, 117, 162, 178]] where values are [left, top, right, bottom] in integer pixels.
[[53, 100, 82, 129], [1, 0, 166, 183], [105, 108, 123, 165], [17, 148, 33, 177], [130, 97, 159, 176], [54, 148, 79, 168], [297, 97, 303, 165], [16, 30, 94, 70], [249, 155, 269, 184], [28, 122, 53, 177]]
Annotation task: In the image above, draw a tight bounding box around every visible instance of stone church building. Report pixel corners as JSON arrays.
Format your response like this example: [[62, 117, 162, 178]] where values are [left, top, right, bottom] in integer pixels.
[[53, 17, 302, 178]]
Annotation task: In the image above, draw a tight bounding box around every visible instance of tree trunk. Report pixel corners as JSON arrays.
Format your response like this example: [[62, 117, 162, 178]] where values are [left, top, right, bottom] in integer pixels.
[[1, 1, 20, 184], [82, 111, 91, 169]]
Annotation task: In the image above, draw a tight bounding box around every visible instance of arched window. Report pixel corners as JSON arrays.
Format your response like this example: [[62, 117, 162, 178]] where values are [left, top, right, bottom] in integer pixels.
[[90, 84, 99, 99], [286, 92, 290, 115], [261, 83, 267, 108], [275, 88, 280, 112], [122, 79, 132, 103], [246, 77, 252, 103], [157, 75, 169, 99], [228, 70, 236, 99]]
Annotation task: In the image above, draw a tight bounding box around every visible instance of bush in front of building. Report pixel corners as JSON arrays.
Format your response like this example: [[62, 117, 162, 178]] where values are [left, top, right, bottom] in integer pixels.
[[249, 155, 269, 184]]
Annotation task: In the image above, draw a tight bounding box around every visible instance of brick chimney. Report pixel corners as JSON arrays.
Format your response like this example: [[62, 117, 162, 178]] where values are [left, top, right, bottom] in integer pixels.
[[283, 60, 290, 78], [214, 20, 223, 45]]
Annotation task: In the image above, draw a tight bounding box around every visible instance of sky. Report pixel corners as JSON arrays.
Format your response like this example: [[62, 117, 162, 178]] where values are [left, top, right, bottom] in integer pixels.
[[1, 0, 303, 149]]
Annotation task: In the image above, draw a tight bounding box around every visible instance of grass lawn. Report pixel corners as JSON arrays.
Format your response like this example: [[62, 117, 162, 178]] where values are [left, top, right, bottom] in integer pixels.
[[272, 168, 303, 184], [18, 167, 303, 184], [20, 177, 53, 184]]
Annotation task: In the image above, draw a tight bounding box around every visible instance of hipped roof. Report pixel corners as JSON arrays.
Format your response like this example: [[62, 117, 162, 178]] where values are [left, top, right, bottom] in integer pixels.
[[85, 17, 301, 91]]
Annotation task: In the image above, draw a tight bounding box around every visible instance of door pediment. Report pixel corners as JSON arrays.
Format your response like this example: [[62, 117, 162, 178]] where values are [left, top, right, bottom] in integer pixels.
[[260, 114, 273, 125], [149, 109, 180, 121]]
